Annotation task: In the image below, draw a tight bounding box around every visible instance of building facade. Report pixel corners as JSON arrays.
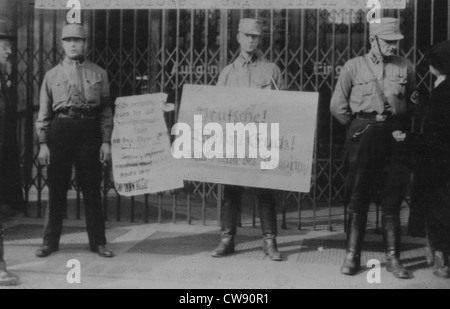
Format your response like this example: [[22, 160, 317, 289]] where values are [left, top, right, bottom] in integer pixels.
[[2, 0, 450, 229]]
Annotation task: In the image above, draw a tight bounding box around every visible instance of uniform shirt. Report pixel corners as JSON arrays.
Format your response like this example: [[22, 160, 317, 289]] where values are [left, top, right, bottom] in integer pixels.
[[217, 53, 283, 90], [330, 52, 416, 126], [36, 57, 113, 144]]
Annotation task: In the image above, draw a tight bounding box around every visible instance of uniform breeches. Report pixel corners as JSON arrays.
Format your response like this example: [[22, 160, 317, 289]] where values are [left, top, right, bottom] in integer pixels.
[[43, 118, 106, 248], [344, 120, 409, 216]]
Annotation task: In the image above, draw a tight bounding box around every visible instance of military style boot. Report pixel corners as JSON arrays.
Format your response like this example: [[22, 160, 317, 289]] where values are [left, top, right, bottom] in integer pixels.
[[259, 201, 282, 261], [0, 228, 20, 286], [425, 225, 436, 267], [341, 213, 367, 275], [382, 214, 410, 279], [211, 201, 238, 258], [432, 251, 450, 279]]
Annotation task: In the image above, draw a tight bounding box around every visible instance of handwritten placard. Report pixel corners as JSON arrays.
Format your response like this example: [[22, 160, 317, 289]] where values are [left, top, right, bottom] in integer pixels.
[[175, 84, 319, 193], [111, 93, 184, 196]]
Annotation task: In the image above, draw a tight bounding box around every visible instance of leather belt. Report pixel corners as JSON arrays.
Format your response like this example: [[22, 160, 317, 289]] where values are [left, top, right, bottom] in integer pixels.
[[353, 113, 391, 122], [57, 109, 96, 120]]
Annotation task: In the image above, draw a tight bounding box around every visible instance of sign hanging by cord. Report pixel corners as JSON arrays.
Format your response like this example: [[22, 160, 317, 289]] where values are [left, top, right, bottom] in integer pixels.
[[35, 0, 407, 10]]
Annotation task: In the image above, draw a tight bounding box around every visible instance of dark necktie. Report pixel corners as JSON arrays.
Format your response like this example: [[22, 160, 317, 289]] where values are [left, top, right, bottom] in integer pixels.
[[68, 61, 85, 105]]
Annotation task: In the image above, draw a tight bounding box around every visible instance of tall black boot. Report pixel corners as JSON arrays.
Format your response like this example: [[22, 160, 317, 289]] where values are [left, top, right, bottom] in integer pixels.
[[211, 201, 238, 257], [341, 213, 367, 275], [382, 214, 410, 279], [427, 219, 450, 278], [259, 197, 282, 261], [0, 228, 19, 286], [425, 224, 436, 267]]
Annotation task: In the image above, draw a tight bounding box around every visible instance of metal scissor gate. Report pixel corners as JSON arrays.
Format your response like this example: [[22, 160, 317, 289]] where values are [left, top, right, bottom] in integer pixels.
[[8, 0, 450, 230]]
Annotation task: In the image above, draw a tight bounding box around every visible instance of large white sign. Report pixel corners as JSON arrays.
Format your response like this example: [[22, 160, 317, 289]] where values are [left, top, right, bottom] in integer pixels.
[[174, 84, 319, 193], [111, 93, 184, 196], [35, 0, 407, 10]]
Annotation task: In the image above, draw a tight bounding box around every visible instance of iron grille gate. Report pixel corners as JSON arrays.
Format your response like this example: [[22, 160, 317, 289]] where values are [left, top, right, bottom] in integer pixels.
[[12, 0, 450, 230]]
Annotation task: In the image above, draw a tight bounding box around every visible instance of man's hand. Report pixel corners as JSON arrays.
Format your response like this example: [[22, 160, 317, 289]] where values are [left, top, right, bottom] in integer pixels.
[[38, 144, 51, 166], [392, 130, 406, 142], [410, 90, 420, 105], [161, 102, 175, 112], [100, 143, 112, 166]]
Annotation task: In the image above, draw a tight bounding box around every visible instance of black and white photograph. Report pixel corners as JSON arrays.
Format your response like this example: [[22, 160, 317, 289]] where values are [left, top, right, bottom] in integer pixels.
[[0, 0, 449, 291]]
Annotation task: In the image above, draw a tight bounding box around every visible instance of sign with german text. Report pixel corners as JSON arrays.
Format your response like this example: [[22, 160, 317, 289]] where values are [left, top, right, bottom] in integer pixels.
[[174, 84, 319, 193], [35, 0, 407, 10], [111, 93, 184, 196]]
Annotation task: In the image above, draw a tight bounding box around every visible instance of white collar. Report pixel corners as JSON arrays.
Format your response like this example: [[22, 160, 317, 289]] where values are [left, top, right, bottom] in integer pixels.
[[435, 75, 447, 88]]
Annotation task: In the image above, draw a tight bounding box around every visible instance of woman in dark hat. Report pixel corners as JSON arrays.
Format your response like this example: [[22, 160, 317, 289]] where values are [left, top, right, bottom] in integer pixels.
[[393, 40, 450, 279]]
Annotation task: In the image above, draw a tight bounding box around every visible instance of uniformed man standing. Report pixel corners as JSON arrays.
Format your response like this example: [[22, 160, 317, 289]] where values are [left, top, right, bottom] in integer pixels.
[[330, 18, 416, 279], [35, 24, 114, 258], [211, 18, 283, 261], [0, 19, 20, 286]]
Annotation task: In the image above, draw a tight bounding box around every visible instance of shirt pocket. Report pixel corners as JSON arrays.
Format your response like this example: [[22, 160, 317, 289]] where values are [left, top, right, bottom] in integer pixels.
[[85, 75, 102, 103], [385, 75, 407, 97], [51, 79, 69, 103], [252, 71, 272, 89], [353, 76, 375, 98]]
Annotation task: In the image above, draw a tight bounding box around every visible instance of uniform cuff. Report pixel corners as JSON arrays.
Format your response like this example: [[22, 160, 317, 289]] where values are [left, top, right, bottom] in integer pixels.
[[102, 134, 112, 144]]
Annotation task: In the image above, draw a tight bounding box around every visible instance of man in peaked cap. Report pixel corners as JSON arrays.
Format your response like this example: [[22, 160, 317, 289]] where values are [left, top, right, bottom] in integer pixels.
[[36, 23, 114, 259], [370, 17, 405, 41], [61, 23, 87, 40], [330, 17, 416, 279], [0, 19, 21, 286], [211, 18, 284, 261]]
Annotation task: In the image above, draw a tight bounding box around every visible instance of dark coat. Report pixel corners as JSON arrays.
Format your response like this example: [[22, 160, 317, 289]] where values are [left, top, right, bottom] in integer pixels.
[[407, 77, 450, 236], [0, 69, 24, 211]]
